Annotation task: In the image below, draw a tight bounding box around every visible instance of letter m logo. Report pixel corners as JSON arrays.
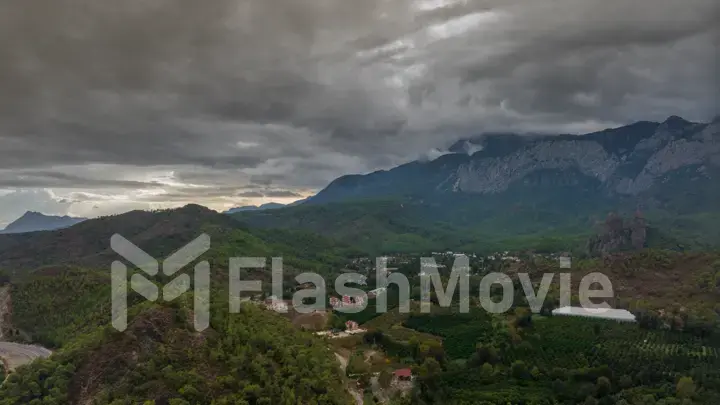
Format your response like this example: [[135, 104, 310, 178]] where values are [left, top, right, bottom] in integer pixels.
[[110, 234, 210, 332]]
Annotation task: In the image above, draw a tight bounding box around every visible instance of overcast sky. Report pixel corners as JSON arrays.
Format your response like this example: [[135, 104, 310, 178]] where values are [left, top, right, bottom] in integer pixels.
[[0, 0, 718, 226]]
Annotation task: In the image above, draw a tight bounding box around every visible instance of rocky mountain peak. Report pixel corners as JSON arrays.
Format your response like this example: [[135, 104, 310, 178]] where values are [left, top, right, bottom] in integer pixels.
[[312, 116, 720, 204], [0, 212, 87, 234]]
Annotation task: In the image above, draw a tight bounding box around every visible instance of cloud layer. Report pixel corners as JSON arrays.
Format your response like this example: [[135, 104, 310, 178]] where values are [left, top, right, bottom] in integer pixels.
[[0, 0, 717, 224]]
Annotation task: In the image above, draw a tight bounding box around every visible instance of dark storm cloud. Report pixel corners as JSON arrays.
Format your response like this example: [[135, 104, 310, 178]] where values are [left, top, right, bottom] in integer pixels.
[[0, 170, 155, 189], [0, 0, 717, 197]]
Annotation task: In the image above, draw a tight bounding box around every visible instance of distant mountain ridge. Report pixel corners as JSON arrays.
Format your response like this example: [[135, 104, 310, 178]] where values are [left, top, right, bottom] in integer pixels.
[[310, 116, 719, 205], [233, 115, 720, 253], [0, 204, 356, 272], [0, 212, 87, 234], [224, 202, 287, 214], [0, 204, 234, 270], [223, 197, 310, 214]]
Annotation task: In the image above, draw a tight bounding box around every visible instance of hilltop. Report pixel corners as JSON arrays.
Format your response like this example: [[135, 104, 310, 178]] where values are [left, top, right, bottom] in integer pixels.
[[0, 212, 87, 234], [0, 204, 357, 274], [0, 205, 358, 404], [0, 281, 350, 404]]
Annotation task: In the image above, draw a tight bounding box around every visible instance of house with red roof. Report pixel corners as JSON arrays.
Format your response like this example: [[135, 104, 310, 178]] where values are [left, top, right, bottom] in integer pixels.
[[393, 368, 413, 382]]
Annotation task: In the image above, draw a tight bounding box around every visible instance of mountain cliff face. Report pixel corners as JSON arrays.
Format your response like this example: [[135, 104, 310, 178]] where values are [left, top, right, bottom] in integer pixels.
[[586, 212, 648, 255], [312, 116, 720, 206], [0, 212, 87, 234]]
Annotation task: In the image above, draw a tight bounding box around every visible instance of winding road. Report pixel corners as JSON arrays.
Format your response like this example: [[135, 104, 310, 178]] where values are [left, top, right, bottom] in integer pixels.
[[335, 352, 363, 405], [0, 286, 53, 375], [0, 341, 52, 371]]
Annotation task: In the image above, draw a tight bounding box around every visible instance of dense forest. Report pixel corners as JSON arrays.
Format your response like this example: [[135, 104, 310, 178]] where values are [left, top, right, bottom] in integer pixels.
[[344, 304, 720, 405], [327, 251, 720, 405], [0, 283, 351, 404], [233, 196, 720, 256], [1, 205, 719, 404]]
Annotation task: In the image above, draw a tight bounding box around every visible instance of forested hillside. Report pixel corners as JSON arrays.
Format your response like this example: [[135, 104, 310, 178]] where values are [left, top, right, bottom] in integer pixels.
[[0, 205, 360, 404], [0, 298, 350, 404], [0, 204, 357, 276], [233, 196, 719, 255], [1, 204, 719, 404], [0, 265, 352, 403]]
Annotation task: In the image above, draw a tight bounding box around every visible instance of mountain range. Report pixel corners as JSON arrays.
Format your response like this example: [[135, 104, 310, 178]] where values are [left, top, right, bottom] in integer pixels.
[[311, 115, 719, 204], [223, 202, 287, 214], [223, 197, 311, 214], [1, 138, 719, 404], [234, 116, 720, 253], [0, 212, 87, 234], [3, 116, 718, 252]]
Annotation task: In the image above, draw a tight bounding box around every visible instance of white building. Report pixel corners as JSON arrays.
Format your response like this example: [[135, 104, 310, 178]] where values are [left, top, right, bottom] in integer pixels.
[[552, 306, 636, 323], [270, 301, 288, 313], [265, 295, 289, 313]]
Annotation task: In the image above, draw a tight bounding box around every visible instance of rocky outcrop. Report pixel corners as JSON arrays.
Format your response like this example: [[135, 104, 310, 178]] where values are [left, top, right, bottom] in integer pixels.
[[453, 140, 620, 193], [586, 212, 648, 256], [450, 117, 719, 196], [617, 121, 720, 194], [312, 115, 720, 206]]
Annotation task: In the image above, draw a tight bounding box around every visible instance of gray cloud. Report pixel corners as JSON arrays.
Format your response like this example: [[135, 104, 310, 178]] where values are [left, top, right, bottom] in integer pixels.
[[236, 191, 265, 198], [235, 189, 301, 198], [0, 170, 156, 189], [0, 0, 717, 221], [264, 190, 303, 198]]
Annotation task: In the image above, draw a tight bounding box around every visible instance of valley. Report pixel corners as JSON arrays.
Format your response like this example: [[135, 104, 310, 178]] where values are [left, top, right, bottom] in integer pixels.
[[0, 202, 717, 403], [0, 118, 717, 404], [2, 0, 717, 402]]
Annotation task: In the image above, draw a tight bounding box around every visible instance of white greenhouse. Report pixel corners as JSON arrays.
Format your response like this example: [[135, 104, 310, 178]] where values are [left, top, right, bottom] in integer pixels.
[[551, 306, 636, 323]]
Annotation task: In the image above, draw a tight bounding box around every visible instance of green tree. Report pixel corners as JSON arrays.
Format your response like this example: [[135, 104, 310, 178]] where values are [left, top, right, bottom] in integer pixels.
[[470, 344, 499, 366], [347, 352, 370, 376], [596, 376, 611, 397], [480, 363, 494, 380], [378, 370, 393, 389], [676, 377, 696, 399], [511, 361, 529, 380], [637, 394, 657, 405], [583, 396, 599, 405], [619, 375, 634, 389]]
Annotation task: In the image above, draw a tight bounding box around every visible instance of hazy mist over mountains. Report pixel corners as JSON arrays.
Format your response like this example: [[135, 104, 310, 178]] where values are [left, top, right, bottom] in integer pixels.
[[0, 0, 717, 227], [4, 115, 718, 232]]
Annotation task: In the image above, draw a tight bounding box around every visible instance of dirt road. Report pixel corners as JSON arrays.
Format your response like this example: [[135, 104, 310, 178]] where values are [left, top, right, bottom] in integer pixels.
[[335, 352, 348, 371], [0, 286, 53, 373], [334, 352, 363, 405], [0, 341, 52, 371]]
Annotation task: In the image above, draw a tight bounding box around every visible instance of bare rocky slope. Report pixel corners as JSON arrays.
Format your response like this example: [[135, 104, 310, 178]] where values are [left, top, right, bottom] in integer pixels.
[[312, 115, 720, 205], [311, 117, 720, 203]]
